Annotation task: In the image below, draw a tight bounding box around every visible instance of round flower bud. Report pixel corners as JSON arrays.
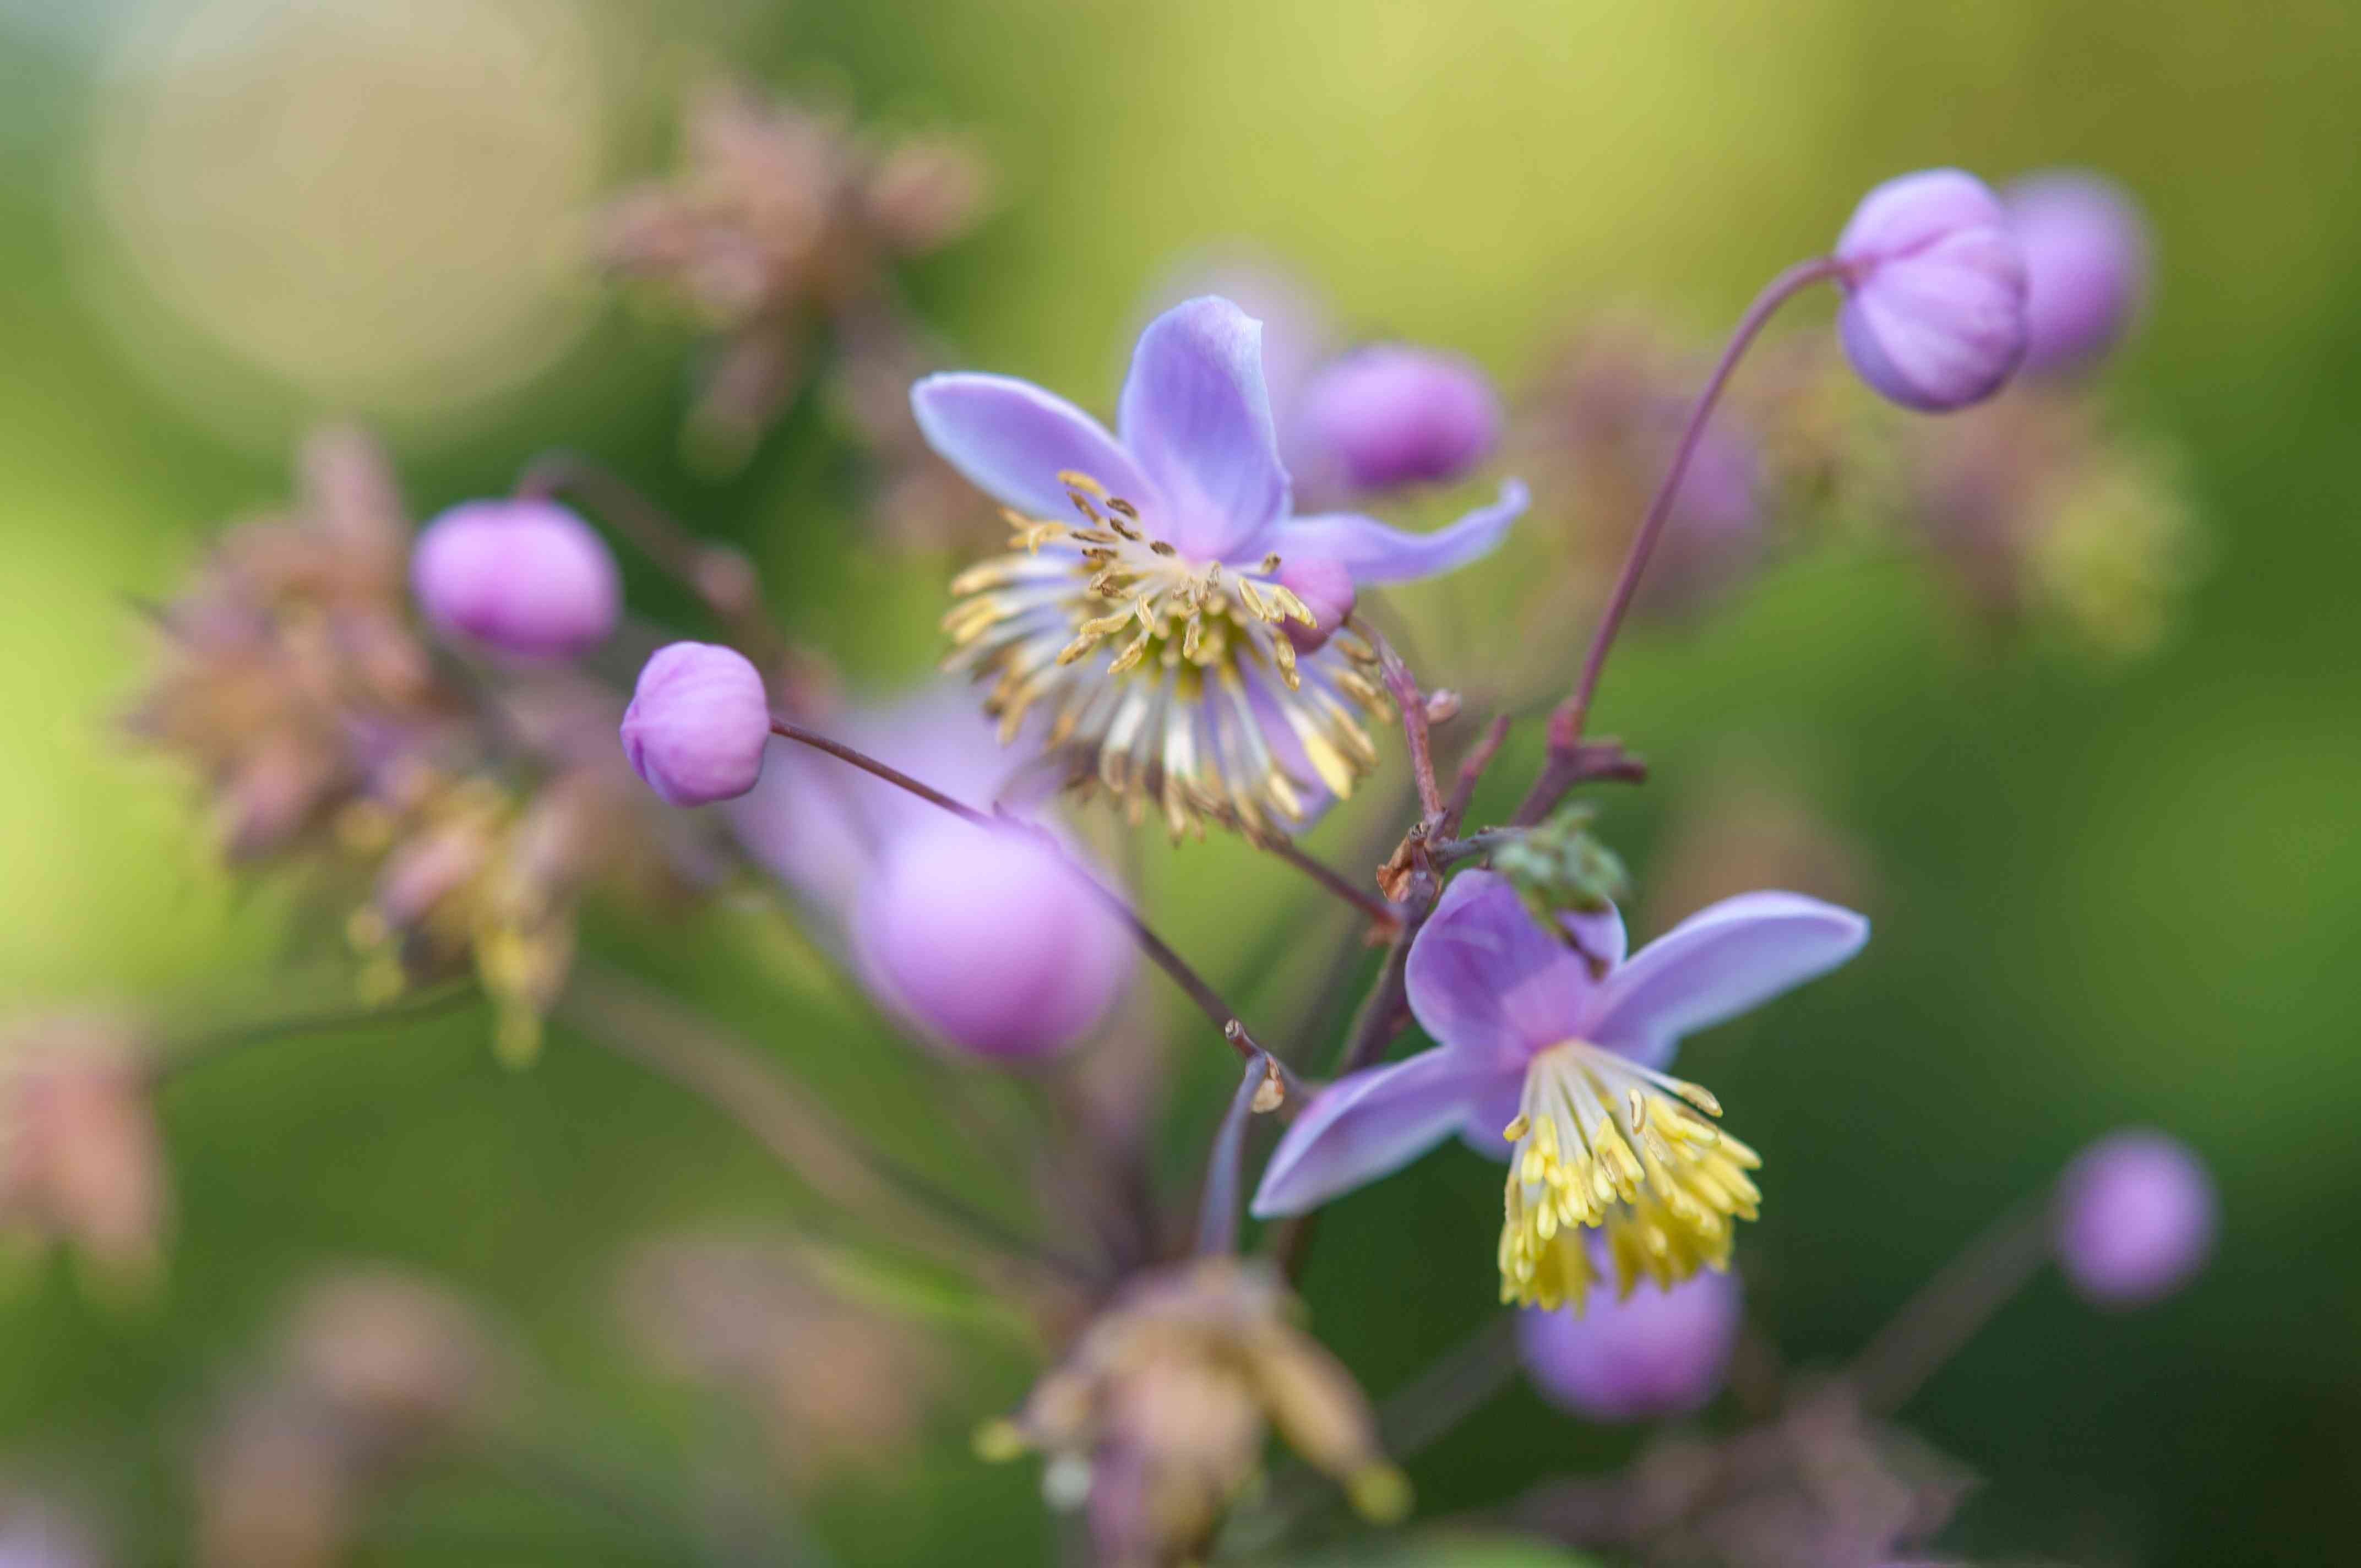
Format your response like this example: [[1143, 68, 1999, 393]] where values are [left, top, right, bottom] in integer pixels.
[[2054, 1129, 2216, 1308], [621, 642, 771, 807], [1275, 556, 1356, 654], [1834, 169, 2028, 412], [411, 500, 621, 659], [1517, 1266, 1742, 1422], [2004, 170, 2151, 374], [852, 819, 1133, 1060], [1295, 345, 1502, 491]]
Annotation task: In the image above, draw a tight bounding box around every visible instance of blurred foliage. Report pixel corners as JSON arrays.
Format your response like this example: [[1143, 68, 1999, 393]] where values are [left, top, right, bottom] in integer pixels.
[[3, 0, 2359, 1564]]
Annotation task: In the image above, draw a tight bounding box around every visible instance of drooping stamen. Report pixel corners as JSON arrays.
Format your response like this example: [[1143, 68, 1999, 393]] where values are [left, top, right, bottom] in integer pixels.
[[1497, 1040, 1762, 1311]]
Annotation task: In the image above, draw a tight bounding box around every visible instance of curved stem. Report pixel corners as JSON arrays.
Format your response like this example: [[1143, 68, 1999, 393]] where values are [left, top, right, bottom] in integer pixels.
[[1515, 255, 1843, 827], [765, 720, 1285, 1081], [1259, 835, 1401, 934], [150, 983, 482, 1087], [1845, 1197, 2050, 1415], [558, 965, 1100, 1291], [518, 452, 787, 669]]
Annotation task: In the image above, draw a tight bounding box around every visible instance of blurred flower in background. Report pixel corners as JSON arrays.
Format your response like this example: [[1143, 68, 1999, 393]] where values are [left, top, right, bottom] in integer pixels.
[[194, 1266, 518, 1568], [0, 1491, 103, 1568], [2054, 1129, 2218, 1308], [978, 1257, 1405, 1568], [1518, 1261, 1744, 1422], [0, 1011, 166, 1292], [732, 682, 1137, 1060], [619, 1234, 947, 1487], [1515, 317, 1772, 620], [599, 79, 991, 477], [128, 429, 722, 1063]]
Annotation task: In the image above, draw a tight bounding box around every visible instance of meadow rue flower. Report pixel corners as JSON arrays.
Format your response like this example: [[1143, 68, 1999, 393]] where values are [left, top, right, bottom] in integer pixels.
[[1294, 344, 1503, 492], [621, 642, 772, 807], [1519, 1258, 1743, 1421], [917, 296, 1527, 842], [411, 499, 621, 660], [2054, 1130, 2216, 1308], [1835, 170, 2028, 412], [2004, 170, 2152, 373], [1252, 870, 1867, 1309], [853, 817, 1134, 1060], [976, 1257, 1406, 1567]]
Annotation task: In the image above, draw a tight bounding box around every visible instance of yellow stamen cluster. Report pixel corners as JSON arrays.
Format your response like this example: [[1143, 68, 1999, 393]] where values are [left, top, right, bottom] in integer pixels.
[[942, 473, 1386, 843], [1499, 1041, 1763, 1311]]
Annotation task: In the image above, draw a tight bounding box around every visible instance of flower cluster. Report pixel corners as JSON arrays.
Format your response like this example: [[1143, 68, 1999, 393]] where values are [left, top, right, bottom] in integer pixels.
[[128, 433, 714, 1061], [597, 80, 991, 504], [72, 115, 2224, 1568]]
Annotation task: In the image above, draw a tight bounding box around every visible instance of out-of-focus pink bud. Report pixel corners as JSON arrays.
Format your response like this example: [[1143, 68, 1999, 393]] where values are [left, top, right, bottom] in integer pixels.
[[621, 643, 772, 808], [2004, 170, 2151, 374], [1517, 1266, 1743, 1422], [1835, 170, 2028, 412], [1296, 345, 1502, 491], [411, 500, 620, 660], [2054, 1129, 2216, 1308], [1275, 556, 1356, 654], [852, 819, 1133, 1060]]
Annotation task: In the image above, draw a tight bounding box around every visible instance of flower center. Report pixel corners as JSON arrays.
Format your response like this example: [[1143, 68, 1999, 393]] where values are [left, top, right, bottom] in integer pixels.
[[942, 472, 1384, 842], [1497, 1039, 1761, 1313]]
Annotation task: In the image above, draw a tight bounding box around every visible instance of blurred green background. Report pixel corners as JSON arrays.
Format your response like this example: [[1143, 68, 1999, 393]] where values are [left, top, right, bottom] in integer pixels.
[[4, 0, 2358, 1562]]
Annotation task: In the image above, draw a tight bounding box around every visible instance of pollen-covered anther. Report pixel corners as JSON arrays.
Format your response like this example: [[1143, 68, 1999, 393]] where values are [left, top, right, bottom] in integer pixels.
[[1497, 1039, 1762, 1312], [942, 488, 1383, 845]]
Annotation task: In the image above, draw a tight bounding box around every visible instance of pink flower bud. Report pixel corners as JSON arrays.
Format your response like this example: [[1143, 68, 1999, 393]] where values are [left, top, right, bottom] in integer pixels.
[[1296, 345, 1502, 491], [621, 643, 771, 807], [2054, 1130, 2216, 1308], [1275, 556, 1356, 654], [852, 819, 1133, 1060], [1517, 1265, 1742, 1422], [1835, 170, 2028, 412], [2004, 170, 2151, 374], [411, 500, 620, 660]]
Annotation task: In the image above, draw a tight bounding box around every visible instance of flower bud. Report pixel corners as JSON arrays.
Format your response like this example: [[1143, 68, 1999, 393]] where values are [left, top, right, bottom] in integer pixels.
[[2004, 170, 2151, 373], [1835, 170, 2028, 412], [411, 500, 620, 660], [621, 643, 771, 807], [852, 819, 1133, 1060], [1517, 1265, 1742, 1422], [1275, 556, 1356, 654], [1295, 345, 1502, 491], [2054, 1129, 2216, 1308]]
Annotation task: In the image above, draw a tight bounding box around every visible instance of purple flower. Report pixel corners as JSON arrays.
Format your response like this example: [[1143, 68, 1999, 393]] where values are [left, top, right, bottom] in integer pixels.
[[917, 296, 1525, 842], [1835, 170, 2028, 412], [411, 500, 621, 660], [2053, 1130, 2216, 1308], [1294, 344, 1503, 492], [621, 642, 771, 807], [1519, 1259, 1743, 1420], [2004, 170, 2151, 374], [728, 683, 1135, 1060], [853, 818, 1133, 1060], [1252, 870, 1866, 1309]]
